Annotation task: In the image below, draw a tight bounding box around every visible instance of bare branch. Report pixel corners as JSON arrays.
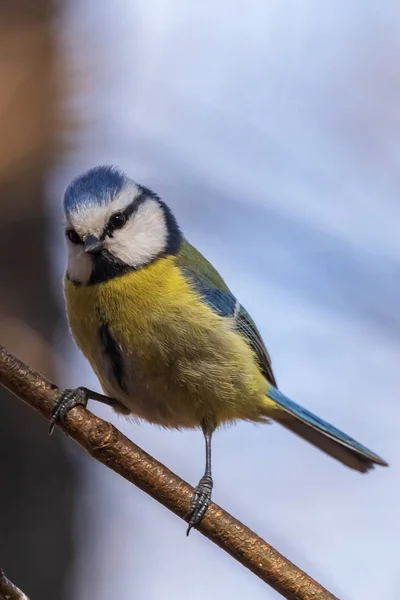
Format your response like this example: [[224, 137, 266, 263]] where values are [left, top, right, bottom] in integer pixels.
[[0, 569, 30, 600], [0, 344, 338, 600]]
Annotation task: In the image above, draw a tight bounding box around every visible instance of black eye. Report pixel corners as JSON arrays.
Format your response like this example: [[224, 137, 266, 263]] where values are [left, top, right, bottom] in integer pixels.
[[109, 212, 127, 230], [66, 229, 82, 244]]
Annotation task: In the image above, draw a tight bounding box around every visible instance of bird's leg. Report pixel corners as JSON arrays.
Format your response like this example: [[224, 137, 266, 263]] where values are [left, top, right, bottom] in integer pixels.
[[186, 420, 215, 535], [48, 387, 120, 435]]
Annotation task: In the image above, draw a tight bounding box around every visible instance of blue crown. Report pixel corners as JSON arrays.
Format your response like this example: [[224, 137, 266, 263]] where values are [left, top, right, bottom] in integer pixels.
[[63, 166, 128, 216]]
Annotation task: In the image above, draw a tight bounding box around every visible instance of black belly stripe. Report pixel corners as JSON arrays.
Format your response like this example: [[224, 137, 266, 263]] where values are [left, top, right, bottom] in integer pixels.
[[99, 323, 128, 394]]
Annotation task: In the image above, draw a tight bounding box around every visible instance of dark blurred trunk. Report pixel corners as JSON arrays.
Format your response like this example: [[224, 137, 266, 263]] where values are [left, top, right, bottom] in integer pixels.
[[0, 3, 77, 599]]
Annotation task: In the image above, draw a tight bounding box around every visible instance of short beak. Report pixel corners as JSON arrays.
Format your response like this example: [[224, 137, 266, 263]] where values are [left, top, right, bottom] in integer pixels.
[[84, 235, 104, 255]]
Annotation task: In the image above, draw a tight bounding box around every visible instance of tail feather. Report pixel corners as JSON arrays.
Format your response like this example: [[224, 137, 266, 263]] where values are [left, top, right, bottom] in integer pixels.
[[267, 387, 388, 473]]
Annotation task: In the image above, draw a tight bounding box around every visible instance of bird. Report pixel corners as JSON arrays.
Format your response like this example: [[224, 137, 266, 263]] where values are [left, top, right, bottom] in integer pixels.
[[51, 165, 388, 535]]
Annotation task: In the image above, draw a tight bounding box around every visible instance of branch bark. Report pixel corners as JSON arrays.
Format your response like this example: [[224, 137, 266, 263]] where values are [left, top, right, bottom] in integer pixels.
[[0, 344, 339, 600], [0, 569, 30, 600]]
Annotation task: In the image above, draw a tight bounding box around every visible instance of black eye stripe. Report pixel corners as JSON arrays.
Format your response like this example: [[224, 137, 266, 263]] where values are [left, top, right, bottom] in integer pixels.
[[66, 229, 82, 244], [128, 193, 145, 214], [102, 191, 148, 238], [109, 212, 127, 230], [120, 190, 148, 219]]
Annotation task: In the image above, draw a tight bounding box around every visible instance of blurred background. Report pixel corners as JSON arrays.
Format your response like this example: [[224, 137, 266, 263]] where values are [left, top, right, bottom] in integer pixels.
[[0, 1, 398, 598]]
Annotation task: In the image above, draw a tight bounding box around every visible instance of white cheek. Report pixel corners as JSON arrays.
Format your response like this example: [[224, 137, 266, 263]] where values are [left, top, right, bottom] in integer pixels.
[[106, 199, 168, 268], [66, 242, 93, 284]]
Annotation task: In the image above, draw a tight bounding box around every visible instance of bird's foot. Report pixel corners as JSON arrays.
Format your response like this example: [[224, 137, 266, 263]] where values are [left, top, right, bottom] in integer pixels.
[[48, 387, 89, 435], [186, 474, 213, 536]]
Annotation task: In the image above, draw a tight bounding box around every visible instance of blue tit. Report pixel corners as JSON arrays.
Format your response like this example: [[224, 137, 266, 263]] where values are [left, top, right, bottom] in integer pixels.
[[51, 165, 388, 534]]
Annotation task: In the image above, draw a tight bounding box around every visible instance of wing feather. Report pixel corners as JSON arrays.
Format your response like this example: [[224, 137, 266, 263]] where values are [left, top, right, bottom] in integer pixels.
[[177, 240, 277, 387]]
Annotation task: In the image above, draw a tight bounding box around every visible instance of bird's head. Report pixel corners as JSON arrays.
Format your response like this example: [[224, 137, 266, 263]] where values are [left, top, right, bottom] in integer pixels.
[[62, 166, 182, 284]]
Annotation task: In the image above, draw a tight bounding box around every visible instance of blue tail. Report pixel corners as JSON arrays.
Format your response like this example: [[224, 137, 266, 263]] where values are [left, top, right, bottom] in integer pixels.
[[267, 387, 388, 472]]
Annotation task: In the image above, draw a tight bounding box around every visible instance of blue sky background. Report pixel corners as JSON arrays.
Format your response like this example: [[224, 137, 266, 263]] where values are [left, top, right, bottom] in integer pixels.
[[49, 2, 400, 598]]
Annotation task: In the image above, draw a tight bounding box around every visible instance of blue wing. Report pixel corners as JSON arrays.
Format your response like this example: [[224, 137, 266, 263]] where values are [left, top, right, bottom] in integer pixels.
[[179, 264, 277, 387], [176, 242, 388, 472]]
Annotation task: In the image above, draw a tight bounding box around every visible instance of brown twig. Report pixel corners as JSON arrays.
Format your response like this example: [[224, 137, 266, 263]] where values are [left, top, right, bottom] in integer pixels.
[[0, 344, 339, 600], [0, 569, 30, 600]]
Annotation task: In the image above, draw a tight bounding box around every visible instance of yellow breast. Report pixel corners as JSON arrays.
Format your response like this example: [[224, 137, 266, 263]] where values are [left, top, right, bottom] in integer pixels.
[[64, 256, 267, 428]]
